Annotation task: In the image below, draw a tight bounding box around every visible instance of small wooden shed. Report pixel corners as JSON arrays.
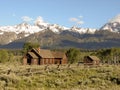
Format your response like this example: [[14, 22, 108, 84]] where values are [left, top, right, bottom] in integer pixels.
[[84, 56, 100, 65]]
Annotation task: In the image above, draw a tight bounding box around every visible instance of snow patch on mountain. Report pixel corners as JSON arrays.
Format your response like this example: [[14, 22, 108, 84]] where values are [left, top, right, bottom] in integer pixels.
[[70, 26, 96, 34]]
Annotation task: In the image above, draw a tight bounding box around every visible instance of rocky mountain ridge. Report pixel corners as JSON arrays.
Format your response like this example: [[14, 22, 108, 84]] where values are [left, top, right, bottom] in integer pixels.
[[0, 19, 96, 45], [1, 14, 120, 49], [100, 14, 120, 32]]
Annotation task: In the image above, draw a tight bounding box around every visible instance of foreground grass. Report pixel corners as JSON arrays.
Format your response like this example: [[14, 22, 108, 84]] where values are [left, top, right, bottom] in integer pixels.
[[0, 64, 120, 90]]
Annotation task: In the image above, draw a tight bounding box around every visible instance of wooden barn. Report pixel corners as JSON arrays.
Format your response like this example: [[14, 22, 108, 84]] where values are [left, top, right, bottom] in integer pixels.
[[23, 48, 68, 65], [84, 56, 100, 66]]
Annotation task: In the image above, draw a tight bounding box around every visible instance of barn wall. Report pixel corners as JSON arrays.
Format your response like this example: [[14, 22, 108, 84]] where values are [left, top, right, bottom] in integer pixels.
[[61, 55, 68, 64], [43, 58, 55, 65], [31, 59, 38, 65], [93, 60, 100, 65], [23, 57, 27, 65], [48, 58, 54, 64], [52, 59, 54, 64], [54, 59, 61, 64], [62, 59, 67, 64], [40, 59, 44, 65], [84, 58, 93, 65]]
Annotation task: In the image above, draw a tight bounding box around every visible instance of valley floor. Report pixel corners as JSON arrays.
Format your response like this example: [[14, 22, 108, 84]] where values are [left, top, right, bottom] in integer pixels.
[[0, 64, 120, 90]]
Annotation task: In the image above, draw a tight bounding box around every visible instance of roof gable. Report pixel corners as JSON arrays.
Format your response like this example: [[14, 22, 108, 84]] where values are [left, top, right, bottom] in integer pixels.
[[28, 52, 38, 59], [31, 48, 54, 58], [88, 56, 100, 61]]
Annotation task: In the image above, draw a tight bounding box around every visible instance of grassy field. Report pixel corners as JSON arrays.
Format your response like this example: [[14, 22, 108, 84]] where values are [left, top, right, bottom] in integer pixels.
[[0, 64, 120, 90]]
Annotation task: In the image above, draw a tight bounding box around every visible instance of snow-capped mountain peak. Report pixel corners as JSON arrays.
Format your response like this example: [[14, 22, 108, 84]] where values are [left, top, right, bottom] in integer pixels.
[[0, 16, 97, 45], [0, 15, 97, 35], [70, 26, 96, 34], [109, 14, 120, 23], [100, 14, 120, 32]]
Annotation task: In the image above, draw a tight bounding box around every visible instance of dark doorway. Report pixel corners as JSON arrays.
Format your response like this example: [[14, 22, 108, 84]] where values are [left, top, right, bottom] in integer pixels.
[[60, 60, 62, 64], [38, 59, 40, 65], [27, 58, 31, 65]]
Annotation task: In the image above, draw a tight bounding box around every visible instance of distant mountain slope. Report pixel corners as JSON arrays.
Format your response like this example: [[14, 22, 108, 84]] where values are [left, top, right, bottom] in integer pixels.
[[1, 29, 120, 49], [1, 15, 120, 49]]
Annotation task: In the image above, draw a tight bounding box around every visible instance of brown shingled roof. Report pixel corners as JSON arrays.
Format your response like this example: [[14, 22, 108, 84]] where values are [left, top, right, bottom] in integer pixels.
[[88, 56, 100, 61], [52, 51, 65, 58], [39, 49, 54, 58]]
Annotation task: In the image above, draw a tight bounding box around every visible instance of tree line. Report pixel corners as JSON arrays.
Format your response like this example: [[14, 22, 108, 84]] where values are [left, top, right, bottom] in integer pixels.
[[1, 42, 120, 65], [94, 48, 120, 64]]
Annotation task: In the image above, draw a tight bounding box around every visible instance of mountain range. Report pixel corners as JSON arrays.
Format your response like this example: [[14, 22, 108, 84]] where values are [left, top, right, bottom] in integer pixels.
[[0, 15, 120, 49]]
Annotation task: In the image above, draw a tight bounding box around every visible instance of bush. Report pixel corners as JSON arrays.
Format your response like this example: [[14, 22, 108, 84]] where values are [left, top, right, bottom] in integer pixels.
[[0, 50, 9, 63]]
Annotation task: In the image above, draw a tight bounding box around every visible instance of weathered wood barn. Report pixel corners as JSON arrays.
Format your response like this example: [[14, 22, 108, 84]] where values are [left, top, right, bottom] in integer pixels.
[[84, 56, 100, 65], [23, 48, 68, 65]]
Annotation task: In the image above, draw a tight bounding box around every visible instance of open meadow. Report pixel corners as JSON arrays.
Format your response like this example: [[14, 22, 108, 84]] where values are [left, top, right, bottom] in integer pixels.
[[0, 64, 120, 90]]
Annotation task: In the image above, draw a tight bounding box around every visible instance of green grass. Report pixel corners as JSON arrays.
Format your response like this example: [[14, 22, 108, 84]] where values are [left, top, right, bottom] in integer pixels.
[[0, 64, 120, 90]]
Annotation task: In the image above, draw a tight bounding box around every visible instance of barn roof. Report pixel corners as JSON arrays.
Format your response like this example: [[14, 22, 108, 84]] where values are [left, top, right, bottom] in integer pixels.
[[39, 49, 54, 58], [88, 56, 100, 61], [52, 51, 65, 58], [28, 52, 38, 58], [32, 48, 54, 58]]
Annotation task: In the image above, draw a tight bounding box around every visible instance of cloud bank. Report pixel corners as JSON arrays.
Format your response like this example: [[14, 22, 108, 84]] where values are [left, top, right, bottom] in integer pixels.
[[21, 16, 33, 22]]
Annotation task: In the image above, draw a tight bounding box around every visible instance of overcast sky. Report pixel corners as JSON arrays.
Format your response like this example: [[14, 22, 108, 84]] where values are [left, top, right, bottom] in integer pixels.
[[0, 0, 120, 28]]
